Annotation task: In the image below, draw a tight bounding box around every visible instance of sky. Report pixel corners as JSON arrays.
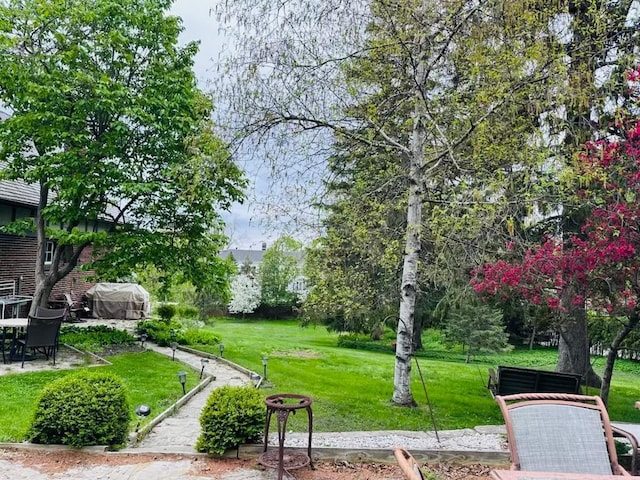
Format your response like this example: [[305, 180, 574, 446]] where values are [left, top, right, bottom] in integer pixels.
[[168, 1, 279, 251]]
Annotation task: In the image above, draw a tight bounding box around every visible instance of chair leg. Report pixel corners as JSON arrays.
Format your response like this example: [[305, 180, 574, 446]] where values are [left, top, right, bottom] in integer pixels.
[[21, 343, 26, 368], [1, 328, 6, 364]]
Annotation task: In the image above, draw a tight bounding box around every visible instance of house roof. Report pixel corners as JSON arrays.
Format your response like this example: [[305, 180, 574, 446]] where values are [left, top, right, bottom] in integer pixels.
[[0, 177, 40, 207], [220, 249, 265, 265]]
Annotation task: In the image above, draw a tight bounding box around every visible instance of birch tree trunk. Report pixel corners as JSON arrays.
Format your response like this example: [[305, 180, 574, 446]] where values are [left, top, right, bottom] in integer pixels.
[[392, 6, 427, 405]]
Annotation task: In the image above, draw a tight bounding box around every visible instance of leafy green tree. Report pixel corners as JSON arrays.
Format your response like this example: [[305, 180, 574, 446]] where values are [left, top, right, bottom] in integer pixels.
[[259, 236, 302, 308], [214, 0, 556, 405], [0, 0, 245, 310], [445, 303, 512, 363]]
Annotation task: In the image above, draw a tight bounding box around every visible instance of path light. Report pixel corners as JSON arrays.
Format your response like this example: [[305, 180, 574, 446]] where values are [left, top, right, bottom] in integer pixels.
[[177, 371, 187, 395], [200, 358, 209, 379], [170, 341, 178, 361], [219, 343, 225, 358], [261, 356, 269, 381], [134, 404, 151, 432], [140, 333, 148, 349]]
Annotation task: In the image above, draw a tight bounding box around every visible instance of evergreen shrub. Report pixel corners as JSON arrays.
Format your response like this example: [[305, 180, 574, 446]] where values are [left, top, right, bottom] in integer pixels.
[[29, 371, 130, 448], [156, 303, 177, 323], [196, 386, 265, 455]]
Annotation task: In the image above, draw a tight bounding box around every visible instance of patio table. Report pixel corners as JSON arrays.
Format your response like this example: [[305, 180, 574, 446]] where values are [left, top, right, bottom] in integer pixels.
[[491, 470, 625, 480], [0, 295, 33, 319], [0, 317, 28, 363]]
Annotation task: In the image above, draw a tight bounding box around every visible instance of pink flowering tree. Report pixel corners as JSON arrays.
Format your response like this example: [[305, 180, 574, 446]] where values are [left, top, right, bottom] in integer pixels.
[[472, 66, 640, 404]]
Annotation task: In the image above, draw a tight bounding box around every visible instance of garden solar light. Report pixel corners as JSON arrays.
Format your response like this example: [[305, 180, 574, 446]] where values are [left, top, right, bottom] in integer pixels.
[[200, 358, 209, 379], [134, 404, 151, 432], [262, 356, 268, 380], [177, 371, 187, 395], [219, 343, 225, 357], [170, 341, 178, 361]]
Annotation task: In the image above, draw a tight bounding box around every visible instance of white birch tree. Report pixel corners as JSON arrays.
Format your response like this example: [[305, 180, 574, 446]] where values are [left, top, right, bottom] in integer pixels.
[[213, 0, 554, 405]]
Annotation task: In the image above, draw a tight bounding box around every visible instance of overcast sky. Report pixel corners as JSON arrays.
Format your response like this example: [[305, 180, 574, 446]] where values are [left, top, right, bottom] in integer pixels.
[[169, 0, 278, 251]]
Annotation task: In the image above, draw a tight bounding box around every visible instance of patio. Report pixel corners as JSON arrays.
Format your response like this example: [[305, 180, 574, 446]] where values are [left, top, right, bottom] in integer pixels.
[[0, 318, 134, 375]]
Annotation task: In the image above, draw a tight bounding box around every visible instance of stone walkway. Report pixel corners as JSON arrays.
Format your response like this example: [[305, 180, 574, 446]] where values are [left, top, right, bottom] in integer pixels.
[[126, 343, 252, 454]]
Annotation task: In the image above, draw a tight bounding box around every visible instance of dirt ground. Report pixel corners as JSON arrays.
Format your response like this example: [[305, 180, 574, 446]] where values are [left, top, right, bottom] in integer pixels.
[[0, 448, 493, 479]]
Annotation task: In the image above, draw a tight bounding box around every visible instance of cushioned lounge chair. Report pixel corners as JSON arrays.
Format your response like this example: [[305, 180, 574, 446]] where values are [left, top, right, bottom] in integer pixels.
[[495, 392, 631, 476]]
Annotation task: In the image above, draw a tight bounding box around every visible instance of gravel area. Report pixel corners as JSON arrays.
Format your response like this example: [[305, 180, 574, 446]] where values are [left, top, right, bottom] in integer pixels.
[[271, 427, 508, 451]]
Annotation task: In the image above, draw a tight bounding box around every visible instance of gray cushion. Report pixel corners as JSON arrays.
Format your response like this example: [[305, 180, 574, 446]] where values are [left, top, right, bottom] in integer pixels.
[[510, 404, 612, 475]]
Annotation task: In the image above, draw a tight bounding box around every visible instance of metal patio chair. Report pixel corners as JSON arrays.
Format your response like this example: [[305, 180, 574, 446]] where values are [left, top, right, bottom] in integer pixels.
[[62, 293, 89, 322], [496, 392, 631, 476], [16, 313, 64, 368]]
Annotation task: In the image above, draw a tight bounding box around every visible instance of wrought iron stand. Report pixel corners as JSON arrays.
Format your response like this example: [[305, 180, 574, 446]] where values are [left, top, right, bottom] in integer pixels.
[[258, 393, 313, 480]]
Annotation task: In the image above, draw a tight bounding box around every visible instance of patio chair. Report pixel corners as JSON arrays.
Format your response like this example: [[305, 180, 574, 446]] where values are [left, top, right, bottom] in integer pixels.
[[496, 392, 631, 476], [16, 313, 64, 368], [62, 293, 89, 322], [35, 306, 67, 320], [392, 447, 425, 480]]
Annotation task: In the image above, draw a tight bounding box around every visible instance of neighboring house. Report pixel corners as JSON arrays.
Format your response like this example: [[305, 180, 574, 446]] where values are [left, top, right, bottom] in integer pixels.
[[220, 243, 307, 296]]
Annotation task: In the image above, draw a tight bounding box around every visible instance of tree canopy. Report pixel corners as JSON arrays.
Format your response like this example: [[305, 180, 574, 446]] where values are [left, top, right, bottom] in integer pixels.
[[473, 67, 640, 403], [0, 0, 245, 308]]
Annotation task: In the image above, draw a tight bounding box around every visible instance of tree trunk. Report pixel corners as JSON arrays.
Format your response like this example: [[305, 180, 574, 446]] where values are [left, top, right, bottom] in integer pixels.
[[556, 312, 601, 388], [392, 16, 427, 404], [600, 314, 639, 405], [392, 181, 422, 406], [30, 180, 86, 315]]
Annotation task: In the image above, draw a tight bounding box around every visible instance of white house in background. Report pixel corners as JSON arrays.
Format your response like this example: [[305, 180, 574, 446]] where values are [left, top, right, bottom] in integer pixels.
[[220, 242, 307, 296]]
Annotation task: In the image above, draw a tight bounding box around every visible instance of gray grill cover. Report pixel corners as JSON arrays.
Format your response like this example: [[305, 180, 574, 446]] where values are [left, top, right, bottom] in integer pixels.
[[86, 283, 150, 320]]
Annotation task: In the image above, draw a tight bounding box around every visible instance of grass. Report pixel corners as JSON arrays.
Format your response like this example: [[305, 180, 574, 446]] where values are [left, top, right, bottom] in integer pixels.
[[0, 350, 199, 442], [193, 318, 640, 433], [3, 317, 640, 441]]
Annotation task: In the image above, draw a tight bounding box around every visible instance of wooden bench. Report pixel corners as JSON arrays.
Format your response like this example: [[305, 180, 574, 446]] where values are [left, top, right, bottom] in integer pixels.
[[488, 365, 582, 398]]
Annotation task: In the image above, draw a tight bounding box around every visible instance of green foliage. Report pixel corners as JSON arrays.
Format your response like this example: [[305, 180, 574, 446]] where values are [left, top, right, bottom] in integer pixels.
[[337, 334, 395, 353], [176, 304, 199, 319], [59, 325, 136, 353], [28, 371, 129, 448], [445, 304, 513, 363], [181, 328, 221, 346], [259, 236, 302, 309], [136, 320, 220, 347], [196, 386, 265, 455], [136, 319, 182, 347], [156, 304, 177, 323], [0, 0, 245, 303]]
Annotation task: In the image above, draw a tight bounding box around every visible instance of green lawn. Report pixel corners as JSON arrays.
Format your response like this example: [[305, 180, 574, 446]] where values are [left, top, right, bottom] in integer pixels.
[[2, 317, 640, 441], [194, 318, 640, 433], [0, 350, 199, 442]]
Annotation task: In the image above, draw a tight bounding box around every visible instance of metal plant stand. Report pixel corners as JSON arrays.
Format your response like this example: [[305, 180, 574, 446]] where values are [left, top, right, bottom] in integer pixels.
[[258, 393, 313, 480]]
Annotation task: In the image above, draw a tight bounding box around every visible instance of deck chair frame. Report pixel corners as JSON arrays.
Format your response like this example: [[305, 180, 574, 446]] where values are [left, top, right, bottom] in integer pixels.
[[496, 393, 630, 476]]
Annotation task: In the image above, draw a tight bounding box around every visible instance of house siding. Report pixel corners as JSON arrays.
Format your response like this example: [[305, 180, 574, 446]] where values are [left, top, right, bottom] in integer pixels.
[[0, 233, 95, 304]]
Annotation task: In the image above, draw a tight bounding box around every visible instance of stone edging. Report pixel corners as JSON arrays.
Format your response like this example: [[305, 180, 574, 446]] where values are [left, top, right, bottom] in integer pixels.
[[175, 345, 259, 378], [128, 375, 214, 445]]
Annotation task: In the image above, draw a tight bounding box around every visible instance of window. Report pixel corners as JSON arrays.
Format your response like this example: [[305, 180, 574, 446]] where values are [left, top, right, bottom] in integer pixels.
[[44, 241, 55, 265]]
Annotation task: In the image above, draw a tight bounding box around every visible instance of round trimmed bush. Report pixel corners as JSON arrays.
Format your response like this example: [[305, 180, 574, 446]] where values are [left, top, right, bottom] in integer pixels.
[[196, 385, 265, 455], [28, 371, 130, 448]]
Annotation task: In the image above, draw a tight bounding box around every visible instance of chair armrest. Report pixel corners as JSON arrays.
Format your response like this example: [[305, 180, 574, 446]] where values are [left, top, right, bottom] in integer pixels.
[[612, 425, 636, 476], [392, 447, 425, 480]]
